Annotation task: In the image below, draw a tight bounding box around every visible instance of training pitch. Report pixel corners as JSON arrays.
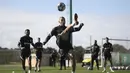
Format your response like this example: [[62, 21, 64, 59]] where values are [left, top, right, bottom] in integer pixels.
[[0, 63, 129, 73]]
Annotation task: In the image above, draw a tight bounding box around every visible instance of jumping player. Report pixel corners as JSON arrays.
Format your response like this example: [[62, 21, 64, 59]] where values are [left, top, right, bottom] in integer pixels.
[[90, 40, 100, 70], [18, 29, 35, 73], [102, 37, 114, 72], [43, 13, 84, 73], [34, 37, 43, 72]]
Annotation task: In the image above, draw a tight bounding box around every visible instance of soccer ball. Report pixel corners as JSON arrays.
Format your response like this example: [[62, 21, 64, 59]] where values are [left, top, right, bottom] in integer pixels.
[[57, 2, 66, 11]]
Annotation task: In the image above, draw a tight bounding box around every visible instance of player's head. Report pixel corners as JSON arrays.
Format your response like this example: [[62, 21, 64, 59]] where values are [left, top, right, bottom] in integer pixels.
[[59, 16, 66, 26], [94, 40, 97, 44], [38, 37, 40, 42], [25, 29, 30, 36], [106, 37, 109, 43]]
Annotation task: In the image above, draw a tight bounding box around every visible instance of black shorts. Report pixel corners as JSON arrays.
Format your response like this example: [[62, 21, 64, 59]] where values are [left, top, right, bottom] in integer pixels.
[[20, 49, 31, 60], [104, 52, 112, 60], [91, 54, 98, 60], [36, 51, 42, 60], [59, 49, 75, 60], [56, 41, 73, 50]]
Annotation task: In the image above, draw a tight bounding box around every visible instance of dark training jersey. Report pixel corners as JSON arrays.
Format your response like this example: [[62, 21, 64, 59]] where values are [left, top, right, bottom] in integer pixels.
[[51, 52, 57, 60], [91, 44, 100, 55], [34, 42, 43, 52], [44, 24, 83, 49], [103, 42, 113, 54], [18, 35, 34, 50]]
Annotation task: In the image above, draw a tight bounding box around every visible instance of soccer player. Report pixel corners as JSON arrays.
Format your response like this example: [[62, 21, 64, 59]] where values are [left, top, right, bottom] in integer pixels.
[[51, 50, 57, 67], [43, 13, 84, 73], [90, 40, 100, 70], [34, 37, 43, 72], [102, 37, 114, 72], [18, 29, 35, 73]]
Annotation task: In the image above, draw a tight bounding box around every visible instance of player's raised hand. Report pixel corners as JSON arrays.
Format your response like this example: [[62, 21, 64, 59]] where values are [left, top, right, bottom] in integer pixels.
[[74, 13, 79, 25], [80, 23, 84, 26], [43, 42, 46, 45]]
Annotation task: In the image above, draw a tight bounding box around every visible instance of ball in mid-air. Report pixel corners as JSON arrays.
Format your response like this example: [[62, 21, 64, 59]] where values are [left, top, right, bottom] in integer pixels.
[[57, 2, 66, 11]]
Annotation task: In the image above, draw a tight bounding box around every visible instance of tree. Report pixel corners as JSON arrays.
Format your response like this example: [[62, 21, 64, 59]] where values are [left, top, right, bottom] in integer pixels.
[[113, 44, 130, 53], [44, 47, 56, 54], [73, 46, 85, 63]]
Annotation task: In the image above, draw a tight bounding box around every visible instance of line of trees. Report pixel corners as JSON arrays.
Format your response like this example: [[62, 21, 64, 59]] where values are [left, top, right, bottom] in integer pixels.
[[0, 44, 130, 63]]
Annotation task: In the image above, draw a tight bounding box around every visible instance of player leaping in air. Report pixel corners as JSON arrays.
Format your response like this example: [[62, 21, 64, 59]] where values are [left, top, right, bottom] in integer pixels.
[[43, 13, 84, 73]]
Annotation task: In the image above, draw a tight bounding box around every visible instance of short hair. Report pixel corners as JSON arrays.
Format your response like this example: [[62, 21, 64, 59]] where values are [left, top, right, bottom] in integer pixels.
[[25, 29, 30, 32], [106, 37, 109, 40], [38, 37, 40, 39]]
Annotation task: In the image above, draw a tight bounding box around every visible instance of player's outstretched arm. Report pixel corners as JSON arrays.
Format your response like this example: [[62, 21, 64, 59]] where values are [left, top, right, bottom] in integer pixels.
[[43, 27, 56, 45], [18, 42, 21, 48], [18, 37, 22, 49], [43, 34, 52, 45], [31, 38, 35, 48]]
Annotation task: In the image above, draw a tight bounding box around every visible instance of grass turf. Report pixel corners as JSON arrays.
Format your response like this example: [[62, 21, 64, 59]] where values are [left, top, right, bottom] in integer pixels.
[[0, 63, 129, 73]]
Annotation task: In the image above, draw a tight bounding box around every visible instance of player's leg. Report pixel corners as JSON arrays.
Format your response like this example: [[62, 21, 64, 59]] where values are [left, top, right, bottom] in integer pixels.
[[108, 54, 114, 72], [63, 58, 66, 70], [90, 55, 94, 70], [28, 54, 32, 73], [20, 51, 27, 73], [62, 50, 68, 70], [70, 49, 76, 73], [52, 58, 54, 67], [35, 57, 38, 72], [95, 56, 99, 70], [68, 56, 70, 67], [59, 49, 64, 70], [53, 58, 56, 67], [102, 54, 107, 72], [38, 53, 42, 72], [59, 50, 62, 70], [35, 52, 38, 71], [60, 55, 66, 70], [108, 54, 113, 67]]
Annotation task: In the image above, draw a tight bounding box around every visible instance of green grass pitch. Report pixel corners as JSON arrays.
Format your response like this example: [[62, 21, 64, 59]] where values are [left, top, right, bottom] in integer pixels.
[[0, 63, 129, 73]]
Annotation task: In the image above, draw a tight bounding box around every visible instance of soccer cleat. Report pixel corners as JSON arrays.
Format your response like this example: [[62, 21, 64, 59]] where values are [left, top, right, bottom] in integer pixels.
[[64, 67, 66, 70], [28, 70, 31, 73], [97, 66, 99, 70], [38, 69, 41, 72], [89, 68, 93, 70], [110, 67, 114, 72], [59, 68, 62, 70], [34, 67, 37, 72], [24, 70, 27, 73], [102, 69, 106, 72], [71, 71, 75, 73]]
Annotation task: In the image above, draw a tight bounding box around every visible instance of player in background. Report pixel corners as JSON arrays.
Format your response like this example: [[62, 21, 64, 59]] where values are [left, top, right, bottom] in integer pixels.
[[34, 37, 43, 72], [102, 37, 114, 72], [18, 29, 35, 73], [51, 50, 57, 67], [43, 13, 84, 73], [90, 40, 100, 70]]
